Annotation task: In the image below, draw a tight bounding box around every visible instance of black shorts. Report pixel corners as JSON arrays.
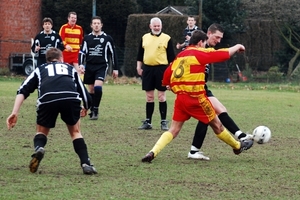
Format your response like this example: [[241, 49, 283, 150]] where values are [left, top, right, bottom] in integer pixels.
[[36, 100, 81, 128], [142, 65, 167, 91], [205, 84, 214, 97], [83, 63, 108, 84]]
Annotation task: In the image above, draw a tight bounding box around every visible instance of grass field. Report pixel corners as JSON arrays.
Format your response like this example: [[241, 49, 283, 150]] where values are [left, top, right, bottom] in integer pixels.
[[0, 77, 300, 199]]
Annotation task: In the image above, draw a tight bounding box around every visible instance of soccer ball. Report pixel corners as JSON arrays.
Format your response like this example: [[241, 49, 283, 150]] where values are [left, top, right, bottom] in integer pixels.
[[252, 126, 271, 144]]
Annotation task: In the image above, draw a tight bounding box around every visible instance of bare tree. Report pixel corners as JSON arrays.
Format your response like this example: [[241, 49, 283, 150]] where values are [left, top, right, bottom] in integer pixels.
[[274, 19, 300, 78]]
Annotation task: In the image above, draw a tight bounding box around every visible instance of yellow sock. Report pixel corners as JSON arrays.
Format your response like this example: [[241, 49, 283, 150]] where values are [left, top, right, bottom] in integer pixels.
[[216, 129, 241, 150], [151, 131, 174, 157]]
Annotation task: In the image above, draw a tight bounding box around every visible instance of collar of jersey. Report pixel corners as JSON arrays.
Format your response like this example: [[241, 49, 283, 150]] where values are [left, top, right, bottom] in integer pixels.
[[150, 32, 162, 37]]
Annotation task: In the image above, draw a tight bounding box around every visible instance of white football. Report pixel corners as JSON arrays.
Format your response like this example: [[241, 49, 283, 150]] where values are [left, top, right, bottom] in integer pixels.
[[252, 126, 271, 144]]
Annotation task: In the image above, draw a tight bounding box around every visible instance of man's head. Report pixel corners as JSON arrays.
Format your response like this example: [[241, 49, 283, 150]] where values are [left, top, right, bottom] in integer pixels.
[[90, 16, 103, 33], [46, 48, 63, 63], [187, 16, 196, 28], [189, 30, 208, 47], [68, 11, 77, 27], [206, 23, 224, 47], [149, 17, 162, 35], [42, 17, 53, 33]]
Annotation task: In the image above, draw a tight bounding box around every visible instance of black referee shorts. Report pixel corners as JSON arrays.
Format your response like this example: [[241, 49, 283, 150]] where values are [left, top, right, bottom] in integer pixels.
[[142, 65, 167, 91], [36, 100, 81, 128]]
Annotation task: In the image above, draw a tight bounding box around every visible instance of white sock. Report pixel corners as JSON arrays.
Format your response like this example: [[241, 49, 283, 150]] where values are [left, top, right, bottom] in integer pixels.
[[191, 145, 199, 152], [234, 130, 243, 138]]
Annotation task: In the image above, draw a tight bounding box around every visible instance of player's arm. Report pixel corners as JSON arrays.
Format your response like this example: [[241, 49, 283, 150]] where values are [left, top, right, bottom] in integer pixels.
[[136, 38, 144, 76], [107, 36, 119, 78], [74, 69, 92, 110], [31, 36, 40, 53], [162, 64, 172, 87], [7, 72, 38, 130], [56, 34, 65, 51], [59, 25, 71, 51], [229, 44, 245, 56], [59, 25, 66, 45], [6, 94, 25, 130], [166, 38, 175, 63], [176, 42, 185, 49], [78, 39, 87, 73]]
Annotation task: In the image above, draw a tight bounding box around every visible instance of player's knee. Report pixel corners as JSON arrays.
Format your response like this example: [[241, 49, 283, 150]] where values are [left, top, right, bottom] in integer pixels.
[[94, 86, 102, 94], [146, 92, 154, 101], [158, 92, 166, 102]]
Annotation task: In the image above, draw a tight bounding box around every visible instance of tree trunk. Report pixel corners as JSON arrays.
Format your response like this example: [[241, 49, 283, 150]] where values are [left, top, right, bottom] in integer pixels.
[[287, 50, 300, 78]]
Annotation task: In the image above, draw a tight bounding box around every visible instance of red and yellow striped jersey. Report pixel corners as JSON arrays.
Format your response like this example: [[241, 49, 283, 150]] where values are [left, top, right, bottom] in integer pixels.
[[163, 46, 230, 97], [59, 23, 83, 52]]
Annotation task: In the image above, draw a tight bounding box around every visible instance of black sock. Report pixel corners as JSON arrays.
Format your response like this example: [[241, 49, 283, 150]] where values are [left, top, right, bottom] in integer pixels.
[[33, 134, 47, 151], [73, 138, 90, 165], [191, 121, 208, 149], [93, 86, 103, 111], [159, 101, 167, 120], [218, 112, 240, 134], [146, 102, 154, 124], [89, 93, 94, 112]]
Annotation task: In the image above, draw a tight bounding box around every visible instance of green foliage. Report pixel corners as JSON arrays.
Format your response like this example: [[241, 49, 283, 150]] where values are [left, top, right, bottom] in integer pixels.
[[1, 78, 300, 199], [185, 0, 246, 43], [0, 67, 11, 76]]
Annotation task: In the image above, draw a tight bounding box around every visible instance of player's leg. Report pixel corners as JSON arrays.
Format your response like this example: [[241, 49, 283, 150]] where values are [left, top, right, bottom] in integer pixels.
[[141, 120, 184, 162], [209, 116, 253, 154], [188, 121, 210, 160], [83, 64, 99, 120], [29, 103, 58, 173], [61, 100, 97, 174], [188, 88, 214, 160], [142, 94, 188, 162], [90, 65, 107, 120], [156, 66, 169, 131], [194, 94, 253, 154], [139, 66, 155, 129], [209, 96, 252, 141], [157, 90, 168, 130]]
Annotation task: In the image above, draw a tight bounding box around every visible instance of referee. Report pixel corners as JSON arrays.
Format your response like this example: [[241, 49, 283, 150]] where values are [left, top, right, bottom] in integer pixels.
[[136, 17, 175, 131], [78, 16, 119, 120]]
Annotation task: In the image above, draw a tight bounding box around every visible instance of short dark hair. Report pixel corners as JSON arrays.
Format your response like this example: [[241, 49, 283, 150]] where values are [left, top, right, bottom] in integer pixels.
[[208, 23, 224, 34], [189, 30, 208, 45], [42, 17, 53, 26], [91, 16, 102, 23], [68, 11, 77, 17], [46, 48, 62, 62]]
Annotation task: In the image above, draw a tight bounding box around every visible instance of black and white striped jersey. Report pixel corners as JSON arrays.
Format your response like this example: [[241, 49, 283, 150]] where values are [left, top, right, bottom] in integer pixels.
[[17, 62, 91, 109], [31, 31, 65, 59], [78, 32, 118, 69]]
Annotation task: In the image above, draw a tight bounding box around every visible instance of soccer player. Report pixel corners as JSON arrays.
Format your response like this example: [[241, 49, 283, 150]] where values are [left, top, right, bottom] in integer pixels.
[[141, 30, 253, 163], [136, 17, 175, 131], [187, 23, 252, 161], [176, 16, 201, 50], [31, 17, 64, 66], [6, 48, 97, 175], [78, 16, 119, 120], [59, 11, 83, 73]]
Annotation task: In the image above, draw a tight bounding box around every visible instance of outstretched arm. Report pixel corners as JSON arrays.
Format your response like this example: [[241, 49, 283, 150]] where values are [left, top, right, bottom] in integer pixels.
[[7, 94, 25, 130], [229, 44, 245, 56]]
